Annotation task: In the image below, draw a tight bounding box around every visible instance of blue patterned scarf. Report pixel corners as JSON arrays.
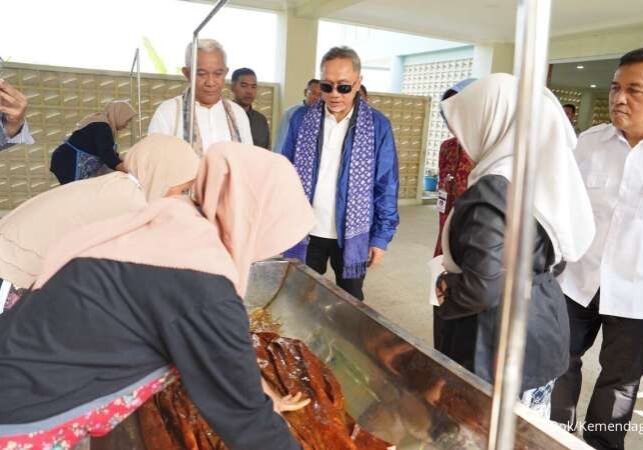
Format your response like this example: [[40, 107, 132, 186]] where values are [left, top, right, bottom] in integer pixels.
[[285, 98, 375, 279]]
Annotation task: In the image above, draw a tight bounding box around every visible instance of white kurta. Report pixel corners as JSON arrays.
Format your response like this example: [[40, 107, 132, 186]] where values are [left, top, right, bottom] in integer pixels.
[[148, 96, 253, 150]]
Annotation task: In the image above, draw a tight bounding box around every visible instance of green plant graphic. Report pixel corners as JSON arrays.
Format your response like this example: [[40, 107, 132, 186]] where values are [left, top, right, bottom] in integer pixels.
[[142, 36, 168, 74]]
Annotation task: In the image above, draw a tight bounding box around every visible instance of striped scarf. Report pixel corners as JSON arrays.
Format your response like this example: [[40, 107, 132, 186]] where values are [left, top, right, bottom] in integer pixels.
[[285, 98, 375, 279], [181, 89, 241, 157]]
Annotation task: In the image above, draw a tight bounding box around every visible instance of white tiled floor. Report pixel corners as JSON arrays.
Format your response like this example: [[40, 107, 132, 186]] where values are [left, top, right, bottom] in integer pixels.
[[361, 204, 643, 449]]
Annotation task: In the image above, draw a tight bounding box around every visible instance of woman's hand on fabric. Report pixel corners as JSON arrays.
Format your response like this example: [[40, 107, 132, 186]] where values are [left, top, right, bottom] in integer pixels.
[[368, 247, 386, 267], [274, 392, 311, 414], [261, 376, 310, 414]]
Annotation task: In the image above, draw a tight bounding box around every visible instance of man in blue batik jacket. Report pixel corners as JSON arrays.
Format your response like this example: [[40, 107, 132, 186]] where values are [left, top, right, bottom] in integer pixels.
[[282, 46, 399, 301], [0, 79, 33, 151]]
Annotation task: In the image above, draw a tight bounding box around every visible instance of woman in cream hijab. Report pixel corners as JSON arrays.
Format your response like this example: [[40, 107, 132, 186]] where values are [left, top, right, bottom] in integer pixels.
[[0, 134, 199, 309], [0, 142, 314, 450], [434, 73, 595, 417], [50, 101, 136, 184]]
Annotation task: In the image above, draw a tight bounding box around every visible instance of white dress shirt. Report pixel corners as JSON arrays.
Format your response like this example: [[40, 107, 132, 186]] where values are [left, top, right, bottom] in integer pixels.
[[148, 96, 253, 150], [310, 107, 354, 239], [559, 123, 643, 319]]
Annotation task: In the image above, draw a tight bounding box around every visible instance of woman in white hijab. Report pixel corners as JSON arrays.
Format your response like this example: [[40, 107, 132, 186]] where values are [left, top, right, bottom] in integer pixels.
[[434, 73, 595, 416]]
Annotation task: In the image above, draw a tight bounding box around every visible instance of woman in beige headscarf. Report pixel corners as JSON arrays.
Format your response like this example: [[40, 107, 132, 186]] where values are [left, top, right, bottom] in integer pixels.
[[0, 134, 199, 309], [0, 142, 314, 450], [50, 101, 136, 184]]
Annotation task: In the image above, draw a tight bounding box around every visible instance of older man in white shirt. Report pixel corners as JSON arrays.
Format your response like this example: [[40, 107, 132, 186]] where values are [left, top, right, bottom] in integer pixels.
[[148, 39, 252, 155], [551, 48, 643, 450]]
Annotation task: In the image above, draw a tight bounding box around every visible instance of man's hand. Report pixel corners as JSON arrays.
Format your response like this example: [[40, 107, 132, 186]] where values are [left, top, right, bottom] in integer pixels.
[[0, 79, 28, 138], [367, 246, 386, 268]]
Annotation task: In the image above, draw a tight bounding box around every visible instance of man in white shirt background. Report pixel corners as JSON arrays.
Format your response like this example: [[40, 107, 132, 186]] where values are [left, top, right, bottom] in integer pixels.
[[551, 48, 643, 450], [148, 39, 253, 156]]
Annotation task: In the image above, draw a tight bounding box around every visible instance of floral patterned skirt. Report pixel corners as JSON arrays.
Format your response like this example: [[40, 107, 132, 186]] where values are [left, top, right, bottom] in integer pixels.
[[519, 379, 556, 419], [0, 279, 26, 315], [0, 367, 178, 450]]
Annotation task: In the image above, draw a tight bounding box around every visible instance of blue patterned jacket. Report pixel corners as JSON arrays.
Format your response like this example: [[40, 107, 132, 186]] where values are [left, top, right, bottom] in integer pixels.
[[281, 103, 399, 250]]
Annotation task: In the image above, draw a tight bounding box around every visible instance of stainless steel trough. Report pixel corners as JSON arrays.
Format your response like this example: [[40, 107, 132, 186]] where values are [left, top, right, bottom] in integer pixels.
[[92, 260, 590, 450]]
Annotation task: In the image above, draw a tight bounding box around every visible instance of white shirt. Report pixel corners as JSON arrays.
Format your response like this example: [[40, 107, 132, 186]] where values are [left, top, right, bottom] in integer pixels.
[[148, 95, 253, 150], [559, 123, 643, 319], [310, 108, 354, 239]]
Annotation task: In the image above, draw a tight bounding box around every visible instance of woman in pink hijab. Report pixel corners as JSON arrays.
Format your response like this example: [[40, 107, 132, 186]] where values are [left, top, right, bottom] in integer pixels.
[[0, 142, 314, 450]]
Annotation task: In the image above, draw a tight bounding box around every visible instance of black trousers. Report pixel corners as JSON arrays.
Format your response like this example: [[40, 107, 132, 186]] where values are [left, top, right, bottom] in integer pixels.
[[305, 236, 365, 301], [433, 306, 444, 349], [550, 292, 643, 450]]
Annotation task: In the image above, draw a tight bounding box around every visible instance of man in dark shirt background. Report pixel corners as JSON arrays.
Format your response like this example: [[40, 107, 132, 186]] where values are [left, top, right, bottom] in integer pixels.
[[231, 68, 271, 149]]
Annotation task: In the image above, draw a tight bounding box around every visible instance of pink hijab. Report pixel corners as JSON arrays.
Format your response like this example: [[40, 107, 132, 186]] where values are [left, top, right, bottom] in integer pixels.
[[35, 142, 315, 297]]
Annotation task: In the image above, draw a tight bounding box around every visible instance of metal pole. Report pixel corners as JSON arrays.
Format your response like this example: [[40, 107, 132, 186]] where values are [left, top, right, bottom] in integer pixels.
[[136, 51, 142, 139], [129, 49, 142, 144], [487, 1, 552, 449], [188, 0, 228, 147], [189, 35, 198, 147]]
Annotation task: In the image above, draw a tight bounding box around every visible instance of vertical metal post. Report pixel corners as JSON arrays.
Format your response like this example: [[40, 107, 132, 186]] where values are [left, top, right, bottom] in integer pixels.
[[487, 1, 552, 449], [129, 70, 135, 146], [188, 0, 228, 147], [136, 50, 142, 140], [130, 48, 142, 144], [189, 36, 198, 147]]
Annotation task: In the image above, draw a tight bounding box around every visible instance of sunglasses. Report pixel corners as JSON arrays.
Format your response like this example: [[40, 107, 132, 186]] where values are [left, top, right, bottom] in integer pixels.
[[319, 81, 357, 95]]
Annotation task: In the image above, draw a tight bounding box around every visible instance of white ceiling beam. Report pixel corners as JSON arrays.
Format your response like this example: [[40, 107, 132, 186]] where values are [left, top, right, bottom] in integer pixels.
[[182, 0, 288, 13], [227, 0, 286, 12], [319, 14, 489, 44], [295, 0, 366, 19]]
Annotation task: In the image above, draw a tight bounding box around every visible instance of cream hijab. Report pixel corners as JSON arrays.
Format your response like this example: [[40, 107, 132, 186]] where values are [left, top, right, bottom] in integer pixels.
[[0, 173, 146, 289], [440, 73, 595, 266], [0, 134, 200, 289], [36, 142, 315, 297], [75, 101, 135, 136], [125, 134, 200, 201]]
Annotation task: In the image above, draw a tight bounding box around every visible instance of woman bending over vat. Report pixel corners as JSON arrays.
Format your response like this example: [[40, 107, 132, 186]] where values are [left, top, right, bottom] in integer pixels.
[[0, 134, 199, 312], [0, 143, 314, 450], [50, 101, 135, 184], [434, 74, 595, 417]]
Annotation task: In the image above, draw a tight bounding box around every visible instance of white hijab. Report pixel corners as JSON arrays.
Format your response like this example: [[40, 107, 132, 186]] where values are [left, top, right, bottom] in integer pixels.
[[440, 73, 594, 268]]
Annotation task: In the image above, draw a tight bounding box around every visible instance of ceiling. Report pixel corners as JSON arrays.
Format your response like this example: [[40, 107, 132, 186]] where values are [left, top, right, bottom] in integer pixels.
[[225, 0, 643, 43], [550, 58, 619, 91]]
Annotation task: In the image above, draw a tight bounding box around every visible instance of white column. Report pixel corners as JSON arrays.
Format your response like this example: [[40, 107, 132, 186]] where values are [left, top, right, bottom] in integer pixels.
[[276, 10, 319, 115], [472, 43, 515, 77], [577, 90, 595, 132]]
